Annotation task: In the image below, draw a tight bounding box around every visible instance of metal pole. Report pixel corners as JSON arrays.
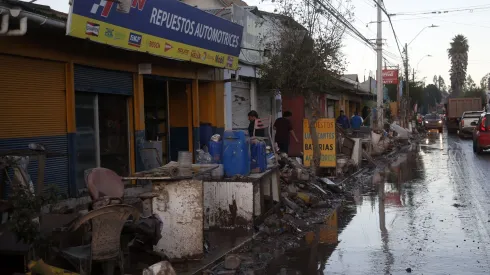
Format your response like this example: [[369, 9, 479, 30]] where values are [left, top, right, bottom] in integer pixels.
[[405, 43, 409, 99], [376, 0, 384, 129], [404, 43, 410, 128]]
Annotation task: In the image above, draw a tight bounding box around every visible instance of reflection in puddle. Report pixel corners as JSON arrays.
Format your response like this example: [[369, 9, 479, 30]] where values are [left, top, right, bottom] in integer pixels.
[[323, 146, 490, 274]]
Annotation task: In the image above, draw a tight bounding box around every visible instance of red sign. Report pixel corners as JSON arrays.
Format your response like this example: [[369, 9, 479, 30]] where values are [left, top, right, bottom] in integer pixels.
[[382, 69, 399, 84]]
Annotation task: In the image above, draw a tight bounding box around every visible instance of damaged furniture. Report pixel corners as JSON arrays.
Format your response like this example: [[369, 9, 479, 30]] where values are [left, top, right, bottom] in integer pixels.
[[122, 166, 215, 260], [59, 204, 140, 275], [85, 168, 125, 209], [203, 168, 281, 230]]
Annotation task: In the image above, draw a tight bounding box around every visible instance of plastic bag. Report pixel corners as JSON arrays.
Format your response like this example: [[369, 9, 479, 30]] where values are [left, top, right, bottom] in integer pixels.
[[210, 134, 221, 142], [196, 149, 213, 164]]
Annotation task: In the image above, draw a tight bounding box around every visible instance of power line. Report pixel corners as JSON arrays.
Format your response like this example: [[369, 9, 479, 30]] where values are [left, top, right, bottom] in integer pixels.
[[389, 4, 490, 16], [312, 0, 402, 70], [391, 9, 490, 22], [334, 0, 377, 36], [314, 0, 374, 47], [372, 0, 404, 64]]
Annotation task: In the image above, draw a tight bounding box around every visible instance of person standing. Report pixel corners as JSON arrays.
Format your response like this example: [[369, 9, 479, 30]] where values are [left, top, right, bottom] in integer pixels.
[[350, 111, 364, 130], [273, 111, 299, 154], [248, 110, 265, 137], [336, 110, 350, 129]]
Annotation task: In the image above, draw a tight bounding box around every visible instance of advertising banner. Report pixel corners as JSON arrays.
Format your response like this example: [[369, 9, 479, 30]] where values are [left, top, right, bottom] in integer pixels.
[[67, 0, 244, 70], [303, 119, 336, 167], [382, 69, 399, 84]]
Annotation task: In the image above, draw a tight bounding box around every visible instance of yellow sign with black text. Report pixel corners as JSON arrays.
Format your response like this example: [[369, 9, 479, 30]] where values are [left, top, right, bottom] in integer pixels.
[[67, 14, 239, 70], [303, 119, 336, 167]]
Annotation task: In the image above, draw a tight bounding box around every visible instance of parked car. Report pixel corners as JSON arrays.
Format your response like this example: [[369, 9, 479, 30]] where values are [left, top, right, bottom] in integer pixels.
[[424, 113, 443, 132], [458, 111, 484, 138], [472, 112, 490, 154]]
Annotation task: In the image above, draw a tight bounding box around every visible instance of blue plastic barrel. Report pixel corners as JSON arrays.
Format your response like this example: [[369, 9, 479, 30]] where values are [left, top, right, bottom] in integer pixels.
[[208, 140, 223, 164], [200, 123, 213, 149], [222, 130, 250, 177], [251, 141, 267, 173]]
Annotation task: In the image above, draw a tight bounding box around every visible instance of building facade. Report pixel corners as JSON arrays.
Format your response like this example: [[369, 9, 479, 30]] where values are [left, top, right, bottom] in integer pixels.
[[0, 0, 238, 197]]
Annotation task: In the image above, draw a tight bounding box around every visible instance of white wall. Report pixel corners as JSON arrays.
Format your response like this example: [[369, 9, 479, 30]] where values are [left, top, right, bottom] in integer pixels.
[[181, 0, 225, 9]]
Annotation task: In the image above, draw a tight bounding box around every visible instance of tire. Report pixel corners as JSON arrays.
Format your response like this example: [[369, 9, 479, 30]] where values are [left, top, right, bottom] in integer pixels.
[[474, 140, 483, 155]]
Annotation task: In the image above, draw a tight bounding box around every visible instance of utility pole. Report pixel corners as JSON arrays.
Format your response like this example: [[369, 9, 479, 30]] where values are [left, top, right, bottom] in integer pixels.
[[404, 43, 410, 128], [404, 43, 409, 99], [376, 0, 383, 129], [412, 68, 415, 82]]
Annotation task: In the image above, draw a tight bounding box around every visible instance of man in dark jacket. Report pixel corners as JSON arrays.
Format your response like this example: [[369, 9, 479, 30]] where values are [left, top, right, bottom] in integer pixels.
[[248, 110, 265, 137], [273, 111, 299, 154], [336, 110, 350, 129]]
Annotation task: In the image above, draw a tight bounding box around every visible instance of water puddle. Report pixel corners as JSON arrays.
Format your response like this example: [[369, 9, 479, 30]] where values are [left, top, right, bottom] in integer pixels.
[[273, 145, 490, 274]]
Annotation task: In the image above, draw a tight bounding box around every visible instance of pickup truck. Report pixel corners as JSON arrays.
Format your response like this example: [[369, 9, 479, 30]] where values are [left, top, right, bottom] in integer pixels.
[[445, 97, 482, 133], [459, 111, 484, 137]]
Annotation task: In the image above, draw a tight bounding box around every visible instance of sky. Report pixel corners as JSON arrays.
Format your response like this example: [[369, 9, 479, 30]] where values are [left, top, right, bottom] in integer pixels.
[[31, 0, 490, 87]]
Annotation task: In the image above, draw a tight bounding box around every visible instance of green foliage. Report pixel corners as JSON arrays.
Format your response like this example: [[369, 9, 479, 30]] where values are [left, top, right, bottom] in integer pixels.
[[464, 87, 486, 107], [259, 0, 350, 106], [438, 76, 447, 92], [464, 75, 477, 92], [447, 35, 469, 96], [408, 81, 425, 107], [386, 84, 397, 102], [423, 84, 443, 112], [480, 73, 490, 90], [9, 184, 61, 244]]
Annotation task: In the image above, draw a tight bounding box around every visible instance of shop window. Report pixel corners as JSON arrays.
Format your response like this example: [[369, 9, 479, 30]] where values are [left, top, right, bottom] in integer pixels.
[[75, 92, 130, 190]]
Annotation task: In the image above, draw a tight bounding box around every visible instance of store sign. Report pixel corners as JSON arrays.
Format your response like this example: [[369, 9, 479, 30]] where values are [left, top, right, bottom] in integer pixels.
[[382, 69, 399, 84], [67, 0, 243, 70], [303, 119, 336, 167]]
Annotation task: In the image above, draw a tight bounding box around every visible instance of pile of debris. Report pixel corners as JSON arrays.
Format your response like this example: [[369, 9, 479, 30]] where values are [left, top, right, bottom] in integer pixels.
[[206, 156, 346, 275]]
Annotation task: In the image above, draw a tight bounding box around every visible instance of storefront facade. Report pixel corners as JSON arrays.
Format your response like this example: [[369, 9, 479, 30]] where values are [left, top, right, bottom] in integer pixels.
[[0, 0, 239, 197]]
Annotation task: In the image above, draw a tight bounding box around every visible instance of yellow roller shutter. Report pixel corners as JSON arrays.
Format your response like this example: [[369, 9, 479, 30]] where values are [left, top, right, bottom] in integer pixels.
[[0, 55, 69, 196], [0, 55, 67, 138]]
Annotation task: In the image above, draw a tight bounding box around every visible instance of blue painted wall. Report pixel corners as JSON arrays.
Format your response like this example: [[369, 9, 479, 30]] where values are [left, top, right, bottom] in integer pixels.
[[0, 135, 69, 198]]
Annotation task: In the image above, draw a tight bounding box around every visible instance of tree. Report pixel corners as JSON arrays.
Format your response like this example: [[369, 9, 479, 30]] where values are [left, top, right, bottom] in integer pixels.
[[433, 75, 438, 86], [464, 75, 477, 92], [408, 81, 425, 111], [447, 34, 469, 97], [423, 84, 442, 112], [259, 0, 351, 174], [386, 84, 397, 102], [480, 73, 490, 90], [437, 75, 447, 92], [464, 86, 486, 108]]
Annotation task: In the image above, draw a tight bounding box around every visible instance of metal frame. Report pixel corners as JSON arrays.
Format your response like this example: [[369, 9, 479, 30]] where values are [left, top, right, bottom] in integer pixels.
[[76, 92, 131, 178]]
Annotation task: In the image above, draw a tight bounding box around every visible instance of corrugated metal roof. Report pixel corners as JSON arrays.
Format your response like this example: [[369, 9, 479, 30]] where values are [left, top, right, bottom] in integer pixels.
[[343, 74, 359, 82], [0, 0, 67, 21]]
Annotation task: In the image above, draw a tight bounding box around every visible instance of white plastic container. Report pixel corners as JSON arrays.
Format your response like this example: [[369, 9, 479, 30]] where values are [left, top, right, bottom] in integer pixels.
[[178, 151, 192, 168]]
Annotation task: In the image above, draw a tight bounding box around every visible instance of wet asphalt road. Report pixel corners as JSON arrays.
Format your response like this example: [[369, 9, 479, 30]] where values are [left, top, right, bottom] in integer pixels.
[[324, 130, 490, 275]]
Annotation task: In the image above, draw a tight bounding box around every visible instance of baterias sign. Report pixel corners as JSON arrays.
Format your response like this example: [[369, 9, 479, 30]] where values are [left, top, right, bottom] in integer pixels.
[[67, 0, 244, 70], [382, 69, 399, 84]]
